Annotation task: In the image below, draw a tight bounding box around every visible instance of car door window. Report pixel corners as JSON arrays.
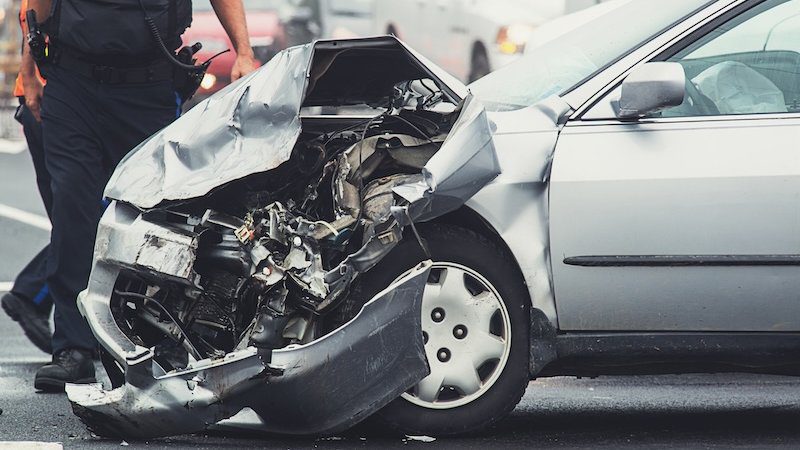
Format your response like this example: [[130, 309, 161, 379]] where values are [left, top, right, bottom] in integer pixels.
[[585, 0, 800, 119], [665, 0, 800, 117]]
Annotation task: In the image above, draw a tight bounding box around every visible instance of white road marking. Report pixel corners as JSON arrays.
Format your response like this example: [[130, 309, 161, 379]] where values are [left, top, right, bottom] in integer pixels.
[[0, 356, 50, 364], [0, 203, 50, 231], [0, 443, 62, 449], [0, 139, 27, 154], [0, 282, 12, 292]]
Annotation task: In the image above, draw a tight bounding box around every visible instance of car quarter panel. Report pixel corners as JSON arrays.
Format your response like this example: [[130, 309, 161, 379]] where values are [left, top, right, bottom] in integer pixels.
[[466, 97, 572, 327]]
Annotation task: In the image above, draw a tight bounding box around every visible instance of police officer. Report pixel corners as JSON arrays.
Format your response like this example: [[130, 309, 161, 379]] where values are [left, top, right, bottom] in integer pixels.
[[0, 0, 54, 356], [26, 0, 259, 391]]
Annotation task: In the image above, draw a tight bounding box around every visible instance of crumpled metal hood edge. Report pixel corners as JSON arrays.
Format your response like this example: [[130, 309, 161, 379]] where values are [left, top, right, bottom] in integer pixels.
[[104, 36, 469, 210]]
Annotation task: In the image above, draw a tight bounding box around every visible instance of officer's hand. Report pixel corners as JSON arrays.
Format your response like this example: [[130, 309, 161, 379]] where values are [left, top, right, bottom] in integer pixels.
[[23, 77, 44, 122], [231, 53, 260, 81]]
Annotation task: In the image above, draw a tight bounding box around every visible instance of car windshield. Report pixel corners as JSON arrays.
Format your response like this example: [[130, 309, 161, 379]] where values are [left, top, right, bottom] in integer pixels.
[[194, 0, 284, 12], [469, 0, 719, 111]]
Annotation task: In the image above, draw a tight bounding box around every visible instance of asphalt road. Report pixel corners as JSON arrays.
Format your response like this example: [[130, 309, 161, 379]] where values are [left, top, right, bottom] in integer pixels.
[[2, 145, 800, 449]]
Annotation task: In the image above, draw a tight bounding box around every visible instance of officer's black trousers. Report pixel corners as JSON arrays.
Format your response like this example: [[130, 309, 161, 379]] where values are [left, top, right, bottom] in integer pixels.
[[12, 101, 53, 308], [41, 65, 179, 353]]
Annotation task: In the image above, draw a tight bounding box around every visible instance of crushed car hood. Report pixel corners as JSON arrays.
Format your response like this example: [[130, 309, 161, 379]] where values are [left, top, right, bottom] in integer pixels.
[[104, 36, 471, 210]]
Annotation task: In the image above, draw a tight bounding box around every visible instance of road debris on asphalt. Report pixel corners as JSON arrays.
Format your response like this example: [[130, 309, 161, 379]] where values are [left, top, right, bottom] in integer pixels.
[[404, 435, 437, 443]]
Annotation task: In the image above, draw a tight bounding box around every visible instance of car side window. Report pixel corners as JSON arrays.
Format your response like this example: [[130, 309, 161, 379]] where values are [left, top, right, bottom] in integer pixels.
[[584, 0, 800, 120], [662, 0, 800, 117]]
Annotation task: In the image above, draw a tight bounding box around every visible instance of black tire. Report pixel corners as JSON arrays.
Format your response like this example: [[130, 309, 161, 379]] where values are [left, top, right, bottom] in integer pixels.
[[333, 223, 530, 436], [468, 46, 491, 83]]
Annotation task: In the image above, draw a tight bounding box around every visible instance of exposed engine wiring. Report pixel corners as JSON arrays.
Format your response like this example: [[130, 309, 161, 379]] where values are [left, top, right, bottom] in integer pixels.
[[320, 118, 375, 147], [388, 114, 436, 144]]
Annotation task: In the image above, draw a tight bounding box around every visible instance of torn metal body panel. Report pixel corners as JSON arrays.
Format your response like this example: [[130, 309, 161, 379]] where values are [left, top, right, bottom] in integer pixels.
[[105, 36, 468, 210], [246, 262, 431, 435], [68, 261, 432, 439], [73, 36, 505, 439], [394, 95, 500, 222], [105, 44, 312, 210]]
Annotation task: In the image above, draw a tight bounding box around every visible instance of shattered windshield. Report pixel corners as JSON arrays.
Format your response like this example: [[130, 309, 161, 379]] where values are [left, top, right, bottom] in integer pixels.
[[469, 0, 718, 111]]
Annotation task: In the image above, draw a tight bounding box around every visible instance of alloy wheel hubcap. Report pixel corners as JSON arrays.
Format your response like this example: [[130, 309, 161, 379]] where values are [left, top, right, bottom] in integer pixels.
[[400, 262, 511, 409]]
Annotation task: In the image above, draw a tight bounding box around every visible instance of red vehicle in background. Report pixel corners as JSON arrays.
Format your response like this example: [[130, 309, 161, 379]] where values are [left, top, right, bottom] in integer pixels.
[[184, 0, 290, 100]]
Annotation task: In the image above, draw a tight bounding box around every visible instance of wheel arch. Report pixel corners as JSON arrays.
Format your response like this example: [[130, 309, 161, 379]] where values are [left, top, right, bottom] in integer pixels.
[[427, 205, 521, 285], [427, 203, 553, 317], [466, 179, 561, 377], [461, 187, 557, 322], [427, 204, 558, 378]]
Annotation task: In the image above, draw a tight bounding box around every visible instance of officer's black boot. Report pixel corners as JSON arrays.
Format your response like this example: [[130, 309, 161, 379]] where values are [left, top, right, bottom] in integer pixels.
[[1, 292, 52, 354], [34, 348, 96, 392]]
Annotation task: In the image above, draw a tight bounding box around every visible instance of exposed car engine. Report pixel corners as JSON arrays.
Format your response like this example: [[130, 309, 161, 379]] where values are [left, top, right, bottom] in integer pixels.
[[110, 86, 458, 369]]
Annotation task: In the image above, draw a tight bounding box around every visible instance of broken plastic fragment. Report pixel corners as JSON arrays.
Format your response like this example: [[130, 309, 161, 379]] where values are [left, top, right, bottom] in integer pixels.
[[405, 435, 437, 442]]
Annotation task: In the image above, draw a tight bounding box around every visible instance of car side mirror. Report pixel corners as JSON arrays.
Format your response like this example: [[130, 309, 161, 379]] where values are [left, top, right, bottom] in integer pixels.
[[617, 62, 686, 119]]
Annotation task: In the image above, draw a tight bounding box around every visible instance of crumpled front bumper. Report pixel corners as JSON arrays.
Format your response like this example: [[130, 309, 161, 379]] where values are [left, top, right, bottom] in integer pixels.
[[67, 202, 431, 439]]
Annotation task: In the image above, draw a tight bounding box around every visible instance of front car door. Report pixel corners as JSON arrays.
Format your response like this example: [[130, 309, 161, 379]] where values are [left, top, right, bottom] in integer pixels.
[[550, 0, 800, 331]]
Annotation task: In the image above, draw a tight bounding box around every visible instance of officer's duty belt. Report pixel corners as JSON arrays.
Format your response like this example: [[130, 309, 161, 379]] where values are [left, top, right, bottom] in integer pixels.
[[55, 52, 173, 85]]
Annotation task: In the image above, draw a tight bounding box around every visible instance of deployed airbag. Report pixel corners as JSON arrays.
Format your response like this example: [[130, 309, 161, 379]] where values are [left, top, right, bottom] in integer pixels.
[[693, 61, 787, 114]]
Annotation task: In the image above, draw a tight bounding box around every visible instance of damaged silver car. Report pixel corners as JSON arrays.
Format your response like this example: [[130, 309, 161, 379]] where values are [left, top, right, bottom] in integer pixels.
[[68, 36, 501, 439], [70, 0, 800, 440]]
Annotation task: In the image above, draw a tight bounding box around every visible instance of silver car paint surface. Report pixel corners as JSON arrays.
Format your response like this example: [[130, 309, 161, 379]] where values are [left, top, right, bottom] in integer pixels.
[[395, 95, 501, 221], [466, 96, 573, 325], [543, 0, 800, 332], [550, 115, 800, 331], [463, 0, 747, 331]]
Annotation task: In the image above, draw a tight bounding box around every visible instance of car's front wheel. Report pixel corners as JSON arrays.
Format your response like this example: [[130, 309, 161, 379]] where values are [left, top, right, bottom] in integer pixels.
[[336, 224, 531, 435]]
